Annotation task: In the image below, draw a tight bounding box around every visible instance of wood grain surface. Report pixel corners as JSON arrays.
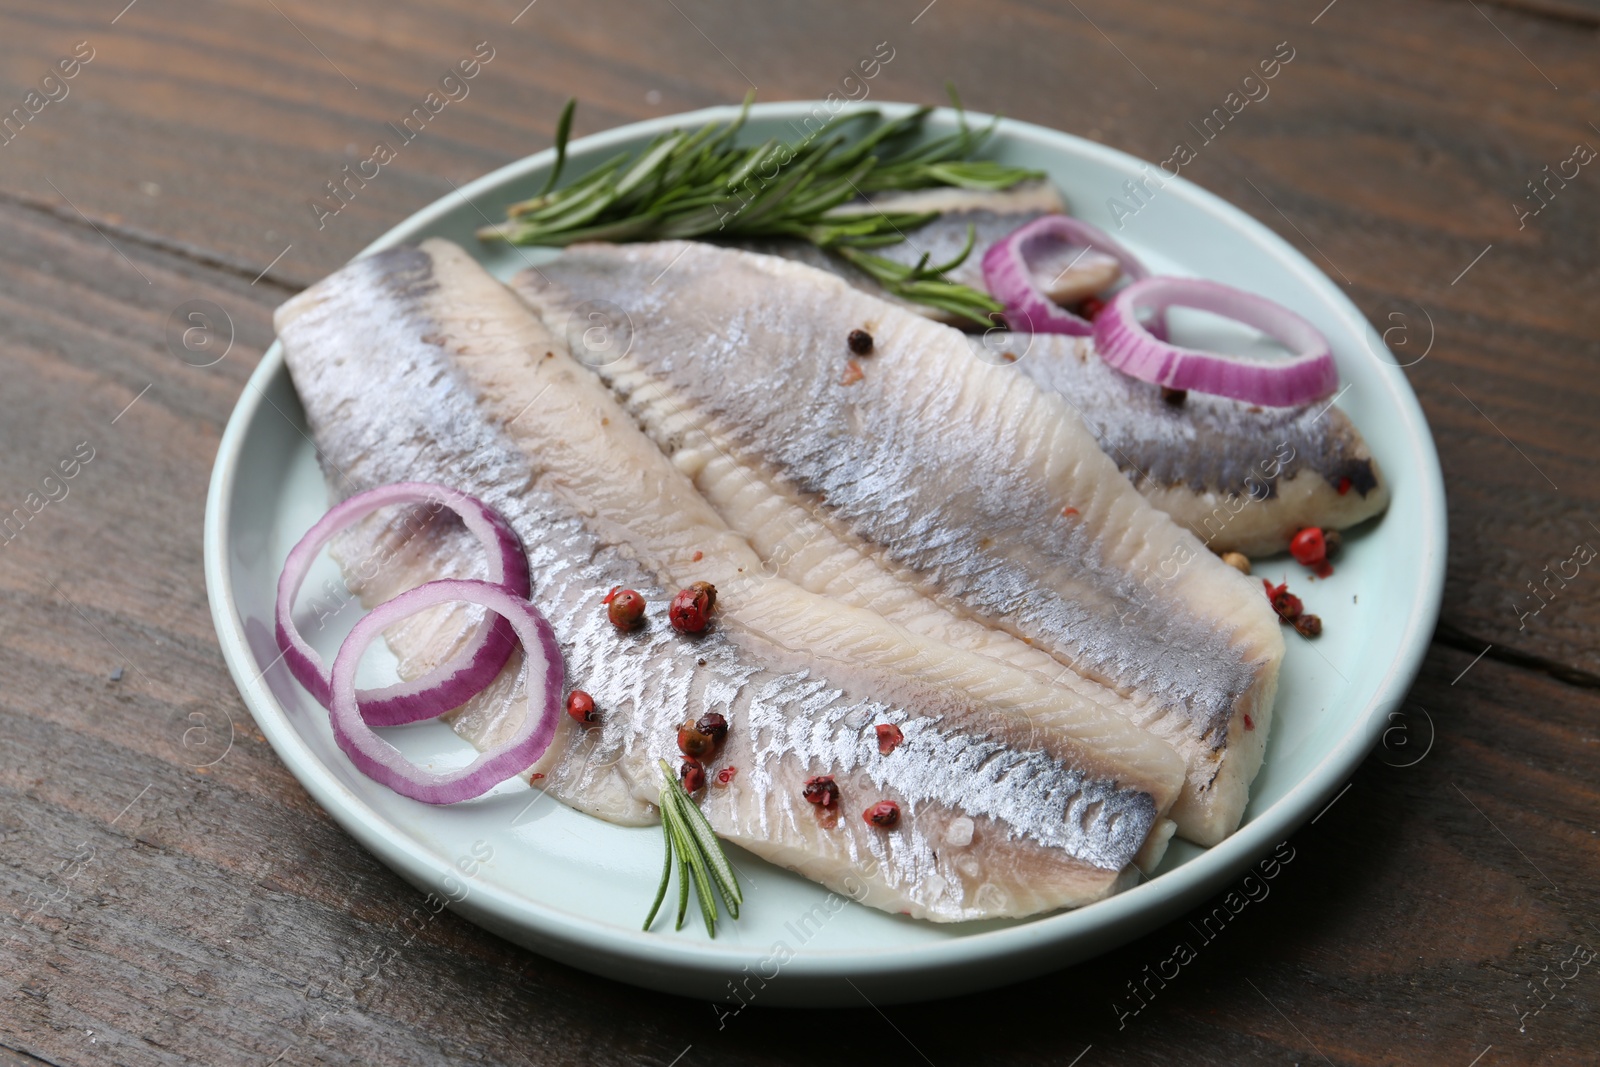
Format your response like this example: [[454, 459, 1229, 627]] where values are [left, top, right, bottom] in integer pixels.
[[0, 1, 1595, 1064]]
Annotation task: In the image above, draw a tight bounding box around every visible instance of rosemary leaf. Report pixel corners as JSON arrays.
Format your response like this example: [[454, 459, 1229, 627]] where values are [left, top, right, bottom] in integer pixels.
[[642, 814, 674, 932], [535, 98, 576, 197], [674, 827, 690, 931], [683, 825, 720, 937]]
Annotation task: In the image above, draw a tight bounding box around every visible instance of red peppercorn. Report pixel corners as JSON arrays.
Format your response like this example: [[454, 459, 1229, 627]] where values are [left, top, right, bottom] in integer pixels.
[[875, 723, 904, 756], [1289, 527, 1327, 567], [680, 759, 706, 792], [677, 720, 714, 759], [566, 689, 597, 724], [607, 588, 646, 630], [1265, 579, 1294, 616], [1079, 295, 1106, 320], [715, 766, 738, 787], [863, 800, 900, 829], [802, 775, 839, 809], [669, 581, 717, 634], [696, 712, 728, 746], [1336, 476, 1352, 496]]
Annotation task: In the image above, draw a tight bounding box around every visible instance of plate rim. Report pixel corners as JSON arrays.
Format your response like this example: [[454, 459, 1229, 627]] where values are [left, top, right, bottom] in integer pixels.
[[203, 100, 1448, 996]]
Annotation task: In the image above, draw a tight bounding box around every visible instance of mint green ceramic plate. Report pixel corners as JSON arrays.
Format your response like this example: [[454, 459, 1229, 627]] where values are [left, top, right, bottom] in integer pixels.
[[204, 102, 1446, 1006]]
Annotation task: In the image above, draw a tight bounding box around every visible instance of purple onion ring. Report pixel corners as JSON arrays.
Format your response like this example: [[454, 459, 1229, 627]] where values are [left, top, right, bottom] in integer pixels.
[[275, 482, 530, 726], [1094, 276, 1339, 407], [981, 215, 1155, 335], [328, 579, 562, 804]]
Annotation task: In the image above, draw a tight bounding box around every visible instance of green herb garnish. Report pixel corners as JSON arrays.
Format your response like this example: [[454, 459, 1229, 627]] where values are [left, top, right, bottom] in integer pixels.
[[643, 759, 742, 937], [480, 90, 1041, 325], [834, 222, 1003, 323]]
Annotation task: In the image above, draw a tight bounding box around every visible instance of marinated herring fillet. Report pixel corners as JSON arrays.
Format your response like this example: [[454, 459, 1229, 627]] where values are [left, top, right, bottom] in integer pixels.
[[514, 241, 1284, 846], [975, 333, 1388, 556], [274, 238, 1187, 920]]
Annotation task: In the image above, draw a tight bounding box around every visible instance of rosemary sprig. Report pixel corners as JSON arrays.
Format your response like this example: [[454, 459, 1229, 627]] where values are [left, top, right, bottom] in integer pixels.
[[642, 759, 743, 937], [830, 222, 1004, 326], [481, 91, 1041, 323]]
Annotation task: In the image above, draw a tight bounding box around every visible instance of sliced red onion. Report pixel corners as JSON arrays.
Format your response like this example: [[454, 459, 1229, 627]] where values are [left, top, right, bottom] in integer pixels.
[[275, 482, 530, 726], [982, 215, 1155, 335], [328, 579, 562, 804], [1094, 276, 1339, 407]]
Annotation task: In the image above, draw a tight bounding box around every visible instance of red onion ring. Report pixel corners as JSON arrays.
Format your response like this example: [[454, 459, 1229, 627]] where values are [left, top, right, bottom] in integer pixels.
[[1094, 276, 1339, 407], [275, 482, 530, 726], [981, 215, 1155, 335], [328, 579, 562, 804]]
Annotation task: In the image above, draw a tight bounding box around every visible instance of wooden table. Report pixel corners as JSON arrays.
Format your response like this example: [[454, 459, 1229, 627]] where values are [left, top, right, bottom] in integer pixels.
[[2, 1, 1596, 1063]]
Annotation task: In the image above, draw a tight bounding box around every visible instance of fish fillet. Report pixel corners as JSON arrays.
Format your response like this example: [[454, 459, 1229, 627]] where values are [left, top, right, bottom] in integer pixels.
[[977, 332, 1389, 556], [514, 241, 1285, 845], [274, 239, 1187, 920]]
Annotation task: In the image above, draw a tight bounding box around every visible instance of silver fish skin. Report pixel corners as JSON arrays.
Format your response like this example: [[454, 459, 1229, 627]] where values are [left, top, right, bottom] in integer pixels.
[[733, 181, 1090, 323], [514, 241, 1285, 846], [273, 238, 1187, 920], [980, 333, 1389, 556]]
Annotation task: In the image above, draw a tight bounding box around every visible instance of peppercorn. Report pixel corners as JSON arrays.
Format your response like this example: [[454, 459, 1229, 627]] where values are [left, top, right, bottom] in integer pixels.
[[677, 720, 714, 759], [1289, 527, 1326, 568], [847, 328, 874, 355], [1264, 578, 1325, 633], [1293, 613, 1323, 638], [715, 766, 738, 787], [680, 759, 706, 793], [1220, 551, 1252, 575], [606, 588, 646, 630], [696, 712, 728, 746], [1160, 386, 1188, 405], [566, 689, 597, 724], [863, 800, 900, 829], [802, 775, 839, 809], [669, 581, 717, 634], [875, 723, 904, 755]]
